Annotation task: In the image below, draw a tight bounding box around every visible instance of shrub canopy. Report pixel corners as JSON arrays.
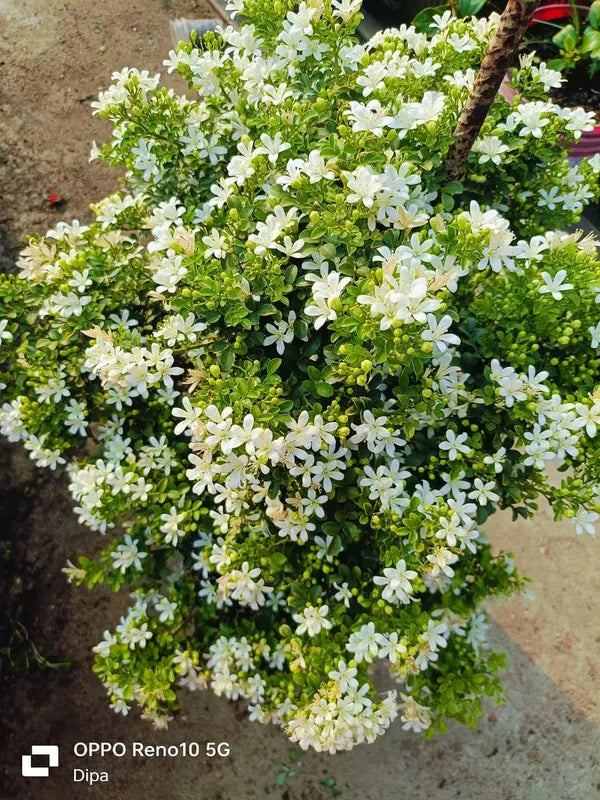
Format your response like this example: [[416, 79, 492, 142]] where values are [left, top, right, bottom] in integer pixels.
[[1, 0, 600, 752]]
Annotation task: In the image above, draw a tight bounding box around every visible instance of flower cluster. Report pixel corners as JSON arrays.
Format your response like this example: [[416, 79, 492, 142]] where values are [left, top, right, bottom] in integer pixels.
[[1, 0, 599, 752]]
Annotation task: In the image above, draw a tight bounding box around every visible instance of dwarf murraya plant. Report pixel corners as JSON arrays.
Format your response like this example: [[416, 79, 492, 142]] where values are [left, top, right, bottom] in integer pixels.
[[1, 0, 600, 752]]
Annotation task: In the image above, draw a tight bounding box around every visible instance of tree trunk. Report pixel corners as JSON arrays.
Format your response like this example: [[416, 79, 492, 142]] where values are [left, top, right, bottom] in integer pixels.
[[444, 0, 542, 179]]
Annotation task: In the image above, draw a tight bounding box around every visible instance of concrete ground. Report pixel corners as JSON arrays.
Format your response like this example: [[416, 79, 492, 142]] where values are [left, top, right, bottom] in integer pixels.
[[0, 1, 599, 798]]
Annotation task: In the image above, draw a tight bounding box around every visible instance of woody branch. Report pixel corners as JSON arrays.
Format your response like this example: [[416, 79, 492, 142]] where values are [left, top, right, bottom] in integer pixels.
[[444, 0, 542, 179]]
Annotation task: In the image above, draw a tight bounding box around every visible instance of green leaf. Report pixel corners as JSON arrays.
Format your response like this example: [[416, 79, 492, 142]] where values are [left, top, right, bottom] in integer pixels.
[[316, 381, 334, 397], [284, 264, 298, 284], [589, 0, 600, 29], [547, 57, 567, 71], [412, 4, 448, 34], [552, 23, 578, 52], [581, 27, 600, 54], [458, 0, 486, 16], [270, 552, 287, 569], [304, 336, 322, 357], [444, 180, 464, 195], [442, 193, 455, 211], [294, 319, 309, 340], [219, 348, 234, 372], [321, 521, 339, 535]]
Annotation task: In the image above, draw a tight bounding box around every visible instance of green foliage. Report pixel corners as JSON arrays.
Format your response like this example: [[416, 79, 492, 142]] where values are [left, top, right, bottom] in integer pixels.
[[1, 0, 599, 752]]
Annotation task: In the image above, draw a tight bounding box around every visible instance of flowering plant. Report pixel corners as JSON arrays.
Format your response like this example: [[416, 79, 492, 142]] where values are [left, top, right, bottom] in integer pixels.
[[1, 0, 600, 753]]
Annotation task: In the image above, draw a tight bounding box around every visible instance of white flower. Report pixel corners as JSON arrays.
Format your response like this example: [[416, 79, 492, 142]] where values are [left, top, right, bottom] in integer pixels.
[[472, 135, 509, 166], [538, 186, 561, 210], [293, 604, 332, 636], [68, 268, 92, 292], [314, 534, 335, 562], [131, 139, 161, 183], [422, 619, 449, 651], [483, 447, 506, 473], [124, 622, 153, 649], [431, 10, 453, 30], [202, 229, 229, 259], [468, 478, 500, 506], [400, 693, 431, 733], [346, 622, 380, 663], [332, 0, 361, 21], [93, 630, 117, 657], [219, 562, 273, 610], [588, 322, 600, 349], [538, 269, 573, 301], [328, 660, 358, 692], [356, 61, 387, 96], [263, 311, 296, 354], [152, 252, 188, 293], [48, 291, 92, 318], [0, 319, 13, 342], [467, 613, 489, 654], [439, 429, 472, 461], [421, 314, 460, 354], [159, 506, 186, 545], [426, 547, 459, 578], [559, 106, 596, 137], [108, 309, 138, 329], [304, 296, 334, 330], [373, 559, 418, 604], [305, 270, 351, 330], [155, 597, 177, 622], [23, 435, 66, 470], [349, 410, 405, 456], [490, 360, 527, 407], [110, 535, 147, 573], [530, 62, 562, 91], [506, 101, 551, 138], [35, 370, 70, 404], [333, 581, 352, 607], [572, 508, 597, 536], [345, 100, 393, 137], [256, 132, 290, 164], [172, 397, 203, 436], [343, 166, 382, 208], [573, 402, 600, 437], [275, 236, 307, 259], [461, 200, 508, 234]]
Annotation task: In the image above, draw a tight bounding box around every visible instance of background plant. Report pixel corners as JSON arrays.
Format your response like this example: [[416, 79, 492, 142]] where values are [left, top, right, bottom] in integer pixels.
[[0, 0, 599, 753], [414, 0, 600, 80], [544, 0, 600, 78]]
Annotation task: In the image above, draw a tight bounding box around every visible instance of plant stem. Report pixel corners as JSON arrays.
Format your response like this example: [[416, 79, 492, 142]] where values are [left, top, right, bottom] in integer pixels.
[[445, 0, 542, 179], [568, 0, 581, 35]]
